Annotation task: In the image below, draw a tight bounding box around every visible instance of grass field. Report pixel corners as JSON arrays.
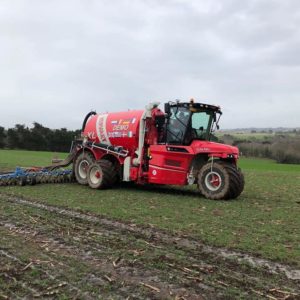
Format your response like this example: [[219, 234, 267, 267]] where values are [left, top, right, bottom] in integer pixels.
[[217, 132, 275, 141], [0, 149, 299, 298], [1, 150, 299, 265], [217, 131, 299, 141], [0, 149, 66, 171], [240, 157, 300, 172]]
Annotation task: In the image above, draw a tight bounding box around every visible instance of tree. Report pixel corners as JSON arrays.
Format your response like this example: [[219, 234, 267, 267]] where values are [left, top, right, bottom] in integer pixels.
[[14, 124, 30, 149], [0, 126, 6, 148], [4, 123, 80, 152], [29, 122, 51, 151], [7, 128, 19, 149]]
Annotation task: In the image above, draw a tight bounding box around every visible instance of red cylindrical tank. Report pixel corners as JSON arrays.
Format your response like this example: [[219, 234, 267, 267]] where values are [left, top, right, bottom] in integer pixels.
[[83, 110, 145, 152]]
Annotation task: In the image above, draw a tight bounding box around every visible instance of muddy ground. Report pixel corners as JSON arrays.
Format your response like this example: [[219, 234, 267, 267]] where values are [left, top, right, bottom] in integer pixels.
[[0, 195, 299, 299]]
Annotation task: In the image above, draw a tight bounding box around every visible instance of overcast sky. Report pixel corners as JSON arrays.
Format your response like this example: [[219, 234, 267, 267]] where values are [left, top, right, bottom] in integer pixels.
[[0, 0, 299, 130]]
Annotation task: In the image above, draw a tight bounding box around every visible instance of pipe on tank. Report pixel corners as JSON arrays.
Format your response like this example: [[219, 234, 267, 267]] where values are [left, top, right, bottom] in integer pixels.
[[132, 102, 160, 166]]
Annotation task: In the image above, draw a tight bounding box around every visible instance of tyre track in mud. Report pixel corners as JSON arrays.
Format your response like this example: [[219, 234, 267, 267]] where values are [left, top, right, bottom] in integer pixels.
[[1, 195, 299, 299], [0, 248, 88, 300], [0, 197, 218, 299], [0, 249, 41, 299], [0, 219, 208, 299], [4, 195, 300, 280]]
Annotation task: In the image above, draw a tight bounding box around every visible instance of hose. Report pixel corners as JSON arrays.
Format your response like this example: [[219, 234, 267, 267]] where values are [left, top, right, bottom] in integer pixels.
[[82, 111, 97, 132]]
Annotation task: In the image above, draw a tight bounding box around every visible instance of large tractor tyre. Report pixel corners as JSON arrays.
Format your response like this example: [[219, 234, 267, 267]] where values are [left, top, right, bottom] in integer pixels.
[[197, 161, 244, 200], [236, 167, 245, 197], [111, 163, 121, 185], [217, 162, 245, 199], [87, 159, 117, 189], [74, 152, 95, 185]]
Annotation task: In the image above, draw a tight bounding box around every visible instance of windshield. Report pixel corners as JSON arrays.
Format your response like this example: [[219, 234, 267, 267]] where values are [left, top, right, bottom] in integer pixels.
[[166, 106, 215, 145], [190, 111, 213, 141]]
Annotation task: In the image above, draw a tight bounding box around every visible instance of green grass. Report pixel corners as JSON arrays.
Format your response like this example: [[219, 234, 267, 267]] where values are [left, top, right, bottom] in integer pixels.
[[0, 149, 300, 266], [0, 149, 66, 171], [239, 157, 300, 172]]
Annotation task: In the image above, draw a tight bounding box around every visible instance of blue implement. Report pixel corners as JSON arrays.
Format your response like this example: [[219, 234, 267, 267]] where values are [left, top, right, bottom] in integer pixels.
[[0, 167, 73, 186]]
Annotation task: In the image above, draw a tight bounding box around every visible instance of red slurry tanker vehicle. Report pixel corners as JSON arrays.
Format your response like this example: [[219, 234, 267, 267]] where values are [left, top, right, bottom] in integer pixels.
[[0, 99, 244, 199], [72, 100, 244, 200]]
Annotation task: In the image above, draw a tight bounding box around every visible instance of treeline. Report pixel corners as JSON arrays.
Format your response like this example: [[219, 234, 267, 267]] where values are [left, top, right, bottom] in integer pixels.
[[220, 133, 300, 164], [1, 123, 300, 164], [0, 123, 80, 152]]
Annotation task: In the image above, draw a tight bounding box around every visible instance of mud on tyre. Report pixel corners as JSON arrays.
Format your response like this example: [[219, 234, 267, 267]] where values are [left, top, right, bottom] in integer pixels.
[[87, 159, 118, 189], [74, 152, 95, 185], [197, 161, 244, 200]]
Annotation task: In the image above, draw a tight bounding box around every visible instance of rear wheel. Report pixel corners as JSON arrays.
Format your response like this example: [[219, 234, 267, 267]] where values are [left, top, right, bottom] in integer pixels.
[[74, 152, 95, 185], [87, 159, 117, 189], [197, 161, 244, 200]]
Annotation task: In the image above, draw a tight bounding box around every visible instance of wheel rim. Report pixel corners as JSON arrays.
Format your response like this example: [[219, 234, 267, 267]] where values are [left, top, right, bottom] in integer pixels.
[[89, 166, 102, 185], [205, 171, 222, 191], [78, 159, 89, 179]]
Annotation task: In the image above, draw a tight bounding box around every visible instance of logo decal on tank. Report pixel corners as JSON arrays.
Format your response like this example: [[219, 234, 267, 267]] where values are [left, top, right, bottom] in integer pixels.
[[112, 124, 129, 131], [108, 132, 122, 138], [118, 119, 132, 125], [96, 114, 111, 145], [87, 132, 96, 140]]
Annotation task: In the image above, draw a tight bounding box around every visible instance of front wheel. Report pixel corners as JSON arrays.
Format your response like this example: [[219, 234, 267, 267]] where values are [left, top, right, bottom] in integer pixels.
[[197, 161, 244, 200]]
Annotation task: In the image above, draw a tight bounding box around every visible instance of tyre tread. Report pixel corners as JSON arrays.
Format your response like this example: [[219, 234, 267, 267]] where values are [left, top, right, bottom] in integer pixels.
[[198, 160, 244, 200]]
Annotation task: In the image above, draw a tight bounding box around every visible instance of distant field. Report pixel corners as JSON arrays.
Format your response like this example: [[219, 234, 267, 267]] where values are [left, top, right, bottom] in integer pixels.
[[239, 157, 300, 172], [0, 149, 66, 171], [217, 131, 298, 141], [217, 132, 275, 141]]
